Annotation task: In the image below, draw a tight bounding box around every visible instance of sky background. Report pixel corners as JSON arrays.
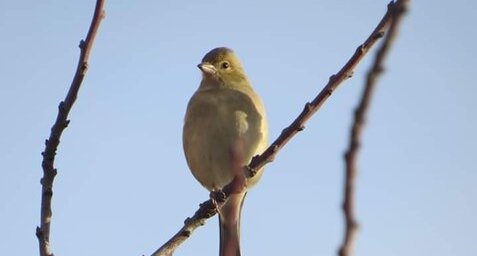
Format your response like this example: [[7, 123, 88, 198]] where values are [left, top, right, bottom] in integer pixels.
[[1, 0, 476, 255]]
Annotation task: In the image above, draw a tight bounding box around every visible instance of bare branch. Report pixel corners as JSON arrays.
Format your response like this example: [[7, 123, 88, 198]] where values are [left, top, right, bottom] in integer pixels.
[[338, 1, 410, 256], [36, 1, 106, 256], [151, 1, 407, 255]]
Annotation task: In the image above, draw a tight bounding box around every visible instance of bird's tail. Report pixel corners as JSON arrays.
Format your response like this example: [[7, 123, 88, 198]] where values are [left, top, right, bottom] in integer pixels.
[[219, 192, 247, 256]]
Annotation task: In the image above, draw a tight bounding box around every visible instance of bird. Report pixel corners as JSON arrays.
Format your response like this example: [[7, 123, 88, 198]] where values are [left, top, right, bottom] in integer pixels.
[[183, 47, 268, 256]]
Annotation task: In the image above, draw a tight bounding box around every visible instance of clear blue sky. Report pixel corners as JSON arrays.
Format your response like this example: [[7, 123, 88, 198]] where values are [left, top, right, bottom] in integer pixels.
[[1, 1, 476, 255]]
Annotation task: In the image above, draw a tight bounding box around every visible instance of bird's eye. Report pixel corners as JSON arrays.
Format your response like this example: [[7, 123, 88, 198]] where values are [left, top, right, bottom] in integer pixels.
[[221, 62, 230, 69]]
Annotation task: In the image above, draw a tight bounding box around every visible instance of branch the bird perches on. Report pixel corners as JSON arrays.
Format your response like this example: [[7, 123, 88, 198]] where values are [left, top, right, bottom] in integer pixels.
[[151, 1, 410, 255]]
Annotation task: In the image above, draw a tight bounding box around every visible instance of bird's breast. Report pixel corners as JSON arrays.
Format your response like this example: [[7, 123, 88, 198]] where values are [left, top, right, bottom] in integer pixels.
[[183, 87, 267, 191]]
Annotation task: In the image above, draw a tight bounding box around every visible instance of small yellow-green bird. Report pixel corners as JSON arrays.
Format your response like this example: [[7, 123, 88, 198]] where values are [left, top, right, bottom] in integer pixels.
[[183, 47, 268, 256]]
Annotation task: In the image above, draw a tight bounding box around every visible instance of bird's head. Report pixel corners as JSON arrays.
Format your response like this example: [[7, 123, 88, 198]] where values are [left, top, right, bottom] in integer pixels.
[[198, 47, 248, 86]]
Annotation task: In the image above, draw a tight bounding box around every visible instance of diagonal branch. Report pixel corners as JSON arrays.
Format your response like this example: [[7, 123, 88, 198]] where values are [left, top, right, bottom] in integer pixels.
[[338, 1, 410, 256], [151, 1, 408, 255], [36, 1, 106, 256]]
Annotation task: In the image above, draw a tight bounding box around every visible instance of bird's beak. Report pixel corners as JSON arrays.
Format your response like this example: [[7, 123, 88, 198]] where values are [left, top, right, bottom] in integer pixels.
[[197, 63, 217, 75]]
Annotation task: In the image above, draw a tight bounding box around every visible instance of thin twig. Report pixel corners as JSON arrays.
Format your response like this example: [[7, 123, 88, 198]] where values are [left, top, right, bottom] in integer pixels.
[[338, 1, 409, 256], [151, 1, 404, 255], [36, 1, 105, 256]]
